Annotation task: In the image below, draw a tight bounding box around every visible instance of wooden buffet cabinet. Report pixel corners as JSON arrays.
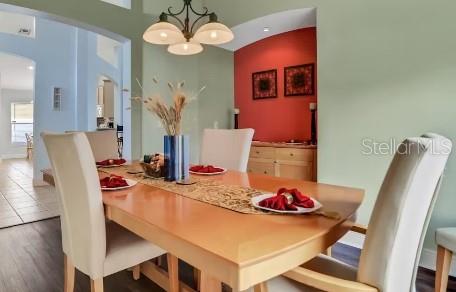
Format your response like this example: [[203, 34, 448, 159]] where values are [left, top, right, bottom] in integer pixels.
[[247, 142, 317, 182]]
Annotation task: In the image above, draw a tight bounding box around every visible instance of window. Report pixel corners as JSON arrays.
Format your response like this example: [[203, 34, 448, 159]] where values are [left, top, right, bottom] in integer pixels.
[[11, 102, 33, 144]]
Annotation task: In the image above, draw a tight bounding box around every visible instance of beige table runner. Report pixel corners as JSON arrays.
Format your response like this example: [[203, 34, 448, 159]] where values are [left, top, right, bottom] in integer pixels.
[[100, 165, 266, 214]]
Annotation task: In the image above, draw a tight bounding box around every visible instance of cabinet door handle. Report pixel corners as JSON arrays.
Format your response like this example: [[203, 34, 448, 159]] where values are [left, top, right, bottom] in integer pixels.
[[290, 153, 294, 156], [256, 151, 260, 154], [264, 171, 268, 174]]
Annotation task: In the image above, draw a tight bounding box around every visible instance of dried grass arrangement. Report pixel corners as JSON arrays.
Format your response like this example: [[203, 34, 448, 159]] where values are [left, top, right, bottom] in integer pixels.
[[131, 78, 205, 136]]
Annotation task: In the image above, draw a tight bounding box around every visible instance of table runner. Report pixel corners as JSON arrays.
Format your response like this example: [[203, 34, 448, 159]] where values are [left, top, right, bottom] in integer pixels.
[[100, 165, 266, 214]]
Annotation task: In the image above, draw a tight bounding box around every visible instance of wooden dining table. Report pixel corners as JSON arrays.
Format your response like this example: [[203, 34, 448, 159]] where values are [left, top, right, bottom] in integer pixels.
[[42, 166, 364, 292]]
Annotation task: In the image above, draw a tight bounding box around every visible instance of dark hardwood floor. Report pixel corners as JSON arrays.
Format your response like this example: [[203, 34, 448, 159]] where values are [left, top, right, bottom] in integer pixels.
[[0, 218, 454, 292]]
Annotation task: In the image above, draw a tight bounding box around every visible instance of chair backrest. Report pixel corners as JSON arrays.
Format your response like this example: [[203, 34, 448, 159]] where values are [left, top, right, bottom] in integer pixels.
[[42, 132, 106, 279], [84, 130, 119, 162], [25, 133, 33, 147], [200, 128, 254, 172], [358, 133, 452, 292]]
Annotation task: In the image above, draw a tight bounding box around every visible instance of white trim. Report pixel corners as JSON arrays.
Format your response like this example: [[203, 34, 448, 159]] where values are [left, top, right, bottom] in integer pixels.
[[1, 153, 27, 159], [338, 232, 456, 277], [33, 179, 49, 187], [420, 247, 456, 277]]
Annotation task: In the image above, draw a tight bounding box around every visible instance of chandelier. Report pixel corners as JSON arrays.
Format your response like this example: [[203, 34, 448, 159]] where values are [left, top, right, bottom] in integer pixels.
[[143, 0, 234, 55]]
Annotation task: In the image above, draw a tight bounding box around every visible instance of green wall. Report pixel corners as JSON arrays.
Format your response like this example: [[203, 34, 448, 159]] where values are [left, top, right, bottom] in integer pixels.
[[141, 44, 201, 161], [141, 0, 234, 162], [140, 44, 234, 162], [197, 47, 234, 133], [204, 0, 456, 250]]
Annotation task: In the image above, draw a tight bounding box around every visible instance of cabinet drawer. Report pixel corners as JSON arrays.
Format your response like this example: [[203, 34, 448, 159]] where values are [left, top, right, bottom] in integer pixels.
[[247, 161, 275, 176], [276, 148, 314, 162], [250, 146, 275, 159], [278, 164, 313, 181]]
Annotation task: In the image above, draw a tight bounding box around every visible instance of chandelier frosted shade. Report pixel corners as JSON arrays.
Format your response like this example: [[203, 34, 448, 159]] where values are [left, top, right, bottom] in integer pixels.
[[143, 21, 183, 45], [168, 39, 204, 55], [193, 22, 234, 45]]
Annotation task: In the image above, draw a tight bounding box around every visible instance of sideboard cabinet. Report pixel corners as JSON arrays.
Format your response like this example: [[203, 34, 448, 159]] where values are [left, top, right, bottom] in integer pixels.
[[247, 143, 317, 182]]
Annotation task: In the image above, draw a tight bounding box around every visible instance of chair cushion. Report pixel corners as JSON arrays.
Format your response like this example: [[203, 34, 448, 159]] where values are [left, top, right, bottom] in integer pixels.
[[103, 221, 166, 276], [436, 228, 456, 252], [246, 254, 358, 292]]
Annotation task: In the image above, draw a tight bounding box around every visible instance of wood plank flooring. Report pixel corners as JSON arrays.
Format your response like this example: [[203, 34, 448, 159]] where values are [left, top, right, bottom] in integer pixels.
[[1, 218, 455, 291]]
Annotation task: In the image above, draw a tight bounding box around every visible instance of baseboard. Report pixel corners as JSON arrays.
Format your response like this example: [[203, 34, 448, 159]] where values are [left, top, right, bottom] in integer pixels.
[[420, 247, 456, 277], [33, 179, 50, 187], [338, 232, 456, 277], [1, 154, 27, 159]]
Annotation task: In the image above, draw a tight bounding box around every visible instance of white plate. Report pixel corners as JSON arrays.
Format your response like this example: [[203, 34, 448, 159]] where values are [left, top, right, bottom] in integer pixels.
[[189, 167, 227, 176], [251, 193, 322, 214], [101, 179, 137, 191]]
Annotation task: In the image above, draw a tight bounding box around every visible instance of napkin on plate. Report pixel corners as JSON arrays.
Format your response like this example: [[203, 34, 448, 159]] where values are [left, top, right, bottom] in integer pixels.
[[259, 188, 315, 211], [100, 175, 128, 188], [96, 158, 126, 166], [190, 165, 224, 173]]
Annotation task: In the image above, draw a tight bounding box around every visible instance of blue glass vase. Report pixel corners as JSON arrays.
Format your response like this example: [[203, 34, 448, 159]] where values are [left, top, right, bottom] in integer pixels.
[[163, 135, 176, 181], [164, 135, 190, 182], [174, 135, 190, 184]]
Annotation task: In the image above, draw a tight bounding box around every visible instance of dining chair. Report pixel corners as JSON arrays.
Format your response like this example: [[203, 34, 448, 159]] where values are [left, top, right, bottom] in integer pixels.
[[84, 130, 119, 162], [251, 133, 452, 292], [200, 128, 254, 172], [435, 227, 456, 291], [25, 133, 33, 160], [42, 132, 168, 292]]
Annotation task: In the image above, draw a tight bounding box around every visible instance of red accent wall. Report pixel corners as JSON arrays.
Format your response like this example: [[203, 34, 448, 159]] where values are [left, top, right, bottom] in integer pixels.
[[234, 28, 317, 142]]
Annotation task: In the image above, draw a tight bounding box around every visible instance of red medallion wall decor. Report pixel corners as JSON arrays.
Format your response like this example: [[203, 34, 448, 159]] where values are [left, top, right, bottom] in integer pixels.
[[284, 64, 315, 96], [252, 69, 277, 100]]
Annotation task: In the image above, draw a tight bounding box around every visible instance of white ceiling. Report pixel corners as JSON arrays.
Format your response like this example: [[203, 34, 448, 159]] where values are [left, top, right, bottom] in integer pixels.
[[0, 10, 35, 38], [218, 8, 316, 52], [0, 52, 35, 90]]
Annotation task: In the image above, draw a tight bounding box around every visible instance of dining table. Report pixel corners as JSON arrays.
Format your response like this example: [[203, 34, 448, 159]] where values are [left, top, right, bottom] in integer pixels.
[[42, 164, 364, 292]]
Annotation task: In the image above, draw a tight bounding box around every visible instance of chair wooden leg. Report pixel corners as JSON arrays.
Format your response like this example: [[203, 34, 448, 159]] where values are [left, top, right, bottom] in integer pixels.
[[254, 282, 269, 292], [64, 254, 75, 292], [200, 271, 221, 292], [167, 254, 179, 292], [132, 264, 141, 280], [90, 278, 104, 292], [436, 245, 453, 292]]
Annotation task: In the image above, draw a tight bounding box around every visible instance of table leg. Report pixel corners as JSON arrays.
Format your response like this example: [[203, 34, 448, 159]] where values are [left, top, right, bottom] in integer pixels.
[[254, 282, 269, 292], [167, 254, 179, 292], [200, 271, 222, 292]]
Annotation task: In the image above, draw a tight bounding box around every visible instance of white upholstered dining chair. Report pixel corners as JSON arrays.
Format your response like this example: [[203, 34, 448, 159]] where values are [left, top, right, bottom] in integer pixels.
[[84, 130, 119, 162], [200, 128, 254, 172], [252, 133, 452, 292], [42, 132, 167, 292]]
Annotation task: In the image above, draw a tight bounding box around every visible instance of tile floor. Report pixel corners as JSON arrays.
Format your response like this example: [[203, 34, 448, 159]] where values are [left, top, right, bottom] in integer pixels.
[[0, 159, 59, 229]]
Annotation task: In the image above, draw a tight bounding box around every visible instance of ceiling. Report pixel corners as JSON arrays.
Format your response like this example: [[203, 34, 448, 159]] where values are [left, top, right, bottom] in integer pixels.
[[218, 8, 316, 52], [0, 52, 35, 91], [0, 10, 35, 38]]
